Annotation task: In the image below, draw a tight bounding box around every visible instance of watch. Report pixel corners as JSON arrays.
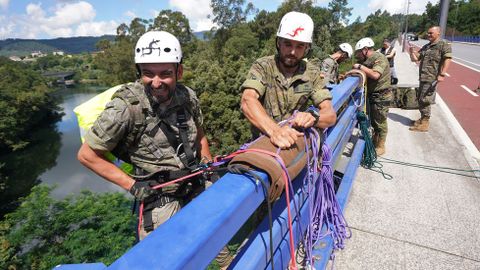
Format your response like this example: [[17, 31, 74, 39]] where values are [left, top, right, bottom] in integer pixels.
[[306, 107, 320, 126]]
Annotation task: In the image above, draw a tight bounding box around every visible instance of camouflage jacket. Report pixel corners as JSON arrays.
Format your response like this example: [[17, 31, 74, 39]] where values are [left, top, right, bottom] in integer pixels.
[[84, 81, 203, 173], [240, 55, 332, 123], [361, 51, 391, 93], [321, 56, 339, 84], [418, 39, 452, 82]]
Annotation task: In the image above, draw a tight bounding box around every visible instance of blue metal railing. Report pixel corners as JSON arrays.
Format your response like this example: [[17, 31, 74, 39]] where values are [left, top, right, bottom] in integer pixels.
[[55, 76, 365, 270], [446, 36, 480, 43]]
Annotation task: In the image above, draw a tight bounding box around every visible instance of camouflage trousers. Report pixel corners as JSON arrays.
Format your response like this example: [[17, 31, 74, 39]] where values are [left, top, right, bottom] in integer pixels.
[[417, 81, 437, 118], [367, 89, 393, 141]]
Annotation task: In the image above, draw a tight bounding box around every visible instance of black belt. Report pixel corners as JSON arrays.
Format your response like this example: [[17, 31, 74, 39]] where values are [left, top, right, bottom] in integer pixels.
[[142, 194, 177, 232]]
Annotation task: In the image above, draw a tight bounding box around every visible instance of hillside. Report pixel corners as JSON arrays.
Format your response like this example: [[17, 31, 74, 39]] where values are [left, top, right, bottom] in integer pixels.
[[0, 35, 115, 56]]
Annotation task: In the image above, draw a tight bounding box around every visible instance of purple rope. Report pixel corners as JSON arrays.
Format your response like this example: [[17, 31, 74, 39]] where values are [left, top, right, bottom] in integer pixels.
[[302, 129, 350, 268]]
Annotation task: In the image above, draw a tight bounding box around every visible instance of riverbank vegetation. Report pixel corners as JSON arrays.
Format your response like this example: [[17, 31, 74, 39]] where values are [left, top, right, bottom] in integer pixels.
[[0, 57, 60, 153], [0, 185, 135, 270]]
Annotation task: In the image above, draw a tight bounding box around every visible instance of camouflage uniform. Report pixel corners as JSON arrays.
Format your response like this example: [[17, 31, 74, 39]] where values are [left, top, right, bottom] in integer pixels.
[[360, 51, 392, 141], [417, 39, 452, 118], [321, 56, 339, 84], [85, 80, 203, 239], [240, 55, 332, 136]]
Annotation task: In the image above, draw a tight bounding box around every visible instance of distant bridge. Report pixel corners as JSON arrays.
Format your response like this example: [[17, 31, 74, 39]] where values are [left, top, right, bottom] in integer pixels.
[[42, 71, 75, 85]]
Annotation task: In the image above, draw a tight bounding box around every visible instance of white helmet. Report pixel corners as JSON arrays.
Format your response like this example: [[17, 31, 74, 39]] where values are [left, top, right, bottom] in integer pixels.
[[277, 11, 314, 43], [339, 43, 353, 58], [134, 31, 182, 64], [355, 37, 375, 51]]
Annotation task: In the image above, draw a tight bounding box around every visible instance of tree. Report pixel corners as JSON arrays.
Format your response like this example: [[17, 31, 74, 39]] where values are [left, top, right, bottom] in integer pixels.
[[152, 10, 193, 45], [93, 38, 136, 86], [0, 57, 59, 152], [0, 185, 136, 270], [328, 0, 352, 25], [210, 0, 257, 29]]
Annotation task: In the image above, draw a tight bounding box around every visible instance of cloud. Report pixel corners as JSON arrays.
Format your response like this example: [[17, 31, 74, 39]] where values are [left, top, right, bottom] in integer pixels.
[[0, 15, 14, 38], [0, 0, 9, 10], [169, 0, 214, 31], [6, 1, 118, 39], [75, 20, 117, 36], [124, 10, 136, 19], [367, 0, 440, 15]]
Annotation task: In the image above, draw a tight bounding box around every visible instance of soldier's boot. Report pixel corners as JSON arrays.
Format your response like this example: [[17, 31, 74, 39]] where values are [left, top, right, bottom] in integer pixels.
[[409, 117, 430, 132], [375, 138, 386, 156], [410, 118, 423, 127], [372, 133, 379, 147]]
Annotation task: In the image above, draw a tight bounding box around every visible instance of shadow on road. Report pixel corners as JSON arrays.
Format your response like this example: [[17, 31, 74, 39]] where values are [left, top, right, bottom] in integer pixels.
[[388, 112, 414, 126]]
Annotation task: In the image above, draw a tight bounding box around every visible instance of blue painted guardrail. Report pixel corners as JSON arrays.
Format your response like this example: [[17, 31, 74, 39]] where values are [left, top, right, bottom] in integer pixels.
[[55, 76, 365, 270], [446, 35, 480, 43]]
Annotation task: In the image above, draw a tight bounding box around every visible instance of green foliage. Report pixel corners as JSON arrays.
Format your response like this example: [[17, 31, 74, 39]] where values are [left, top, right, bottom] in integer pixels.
[[210, 0, 257, 29], [0, 36, 115, 56], [449, 0, 480, 36], [0, 57, 59, 152], [152, 10, 194, 45], [93, 38, 136, 86], [0, 185, 136, 269]]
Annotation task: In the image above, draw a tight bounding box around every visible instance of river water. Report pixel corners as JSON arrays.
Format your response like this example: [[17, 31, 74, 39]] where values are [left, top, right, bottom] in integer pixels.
[[40, 85, 124, 198], [0, 85, 124, 216]]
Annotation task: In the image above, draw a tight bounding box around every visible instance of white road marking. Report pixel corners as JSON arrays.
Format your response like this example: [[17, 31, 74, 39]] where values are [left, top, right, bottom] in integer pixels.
[[436, 95, 480, 160], [453, 56, 480, 67], [453, 59, 480, 73], [445, 72, 450, 77], [461, 85, 479, 97]]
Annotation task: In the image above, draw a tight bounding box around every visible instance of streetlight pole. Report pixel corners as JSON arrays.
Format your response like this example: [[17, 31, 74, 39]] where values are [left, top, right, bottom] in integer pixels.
[[402, 0, 411, 52], [439, 0, 450, 39], [452, 2, 459, 41]]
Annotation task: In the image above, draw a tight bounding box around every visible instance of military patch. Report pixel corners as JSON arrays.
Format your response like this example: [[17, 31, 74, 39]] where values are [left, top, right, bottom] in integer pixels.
[[294, 84, 311, 93]]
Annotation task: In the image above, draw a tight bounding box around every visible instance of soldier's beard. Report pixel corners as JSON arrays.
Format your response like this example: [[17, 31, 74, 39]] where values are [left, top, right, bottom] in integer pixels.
[[280, 54, 301, 68], [148, 84, 173, 104], [355, 54, 366, 63]]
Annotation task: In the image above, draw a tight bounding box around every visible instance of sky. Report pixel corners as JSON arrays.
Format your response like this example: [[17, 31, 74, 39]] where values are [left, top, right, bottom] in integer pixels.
[[0, 0, 439, 40]]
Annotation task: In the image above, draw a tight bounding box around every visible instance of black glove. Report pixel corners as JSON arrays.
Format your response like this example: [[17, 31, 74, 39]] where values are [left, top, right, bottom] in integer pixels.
[[129, 181, 159, 201]]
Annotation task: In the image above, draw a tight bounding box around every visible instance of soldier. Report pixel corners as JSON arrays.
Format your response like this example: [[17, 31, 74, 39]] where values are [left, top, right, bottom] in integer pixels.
[[353, 37, 392, 155], [321, 43, 353, 84], [378, 39, 398, 85], [409, 26, 452, 132], [240, 11, 337, 149], [77, 31, 212, 240]]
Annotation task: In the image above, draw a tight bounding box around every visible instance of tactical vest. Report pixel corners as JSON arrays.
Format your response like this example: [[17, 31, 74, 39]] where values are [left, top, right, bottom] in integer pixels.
[[110, 83, 198, 172]]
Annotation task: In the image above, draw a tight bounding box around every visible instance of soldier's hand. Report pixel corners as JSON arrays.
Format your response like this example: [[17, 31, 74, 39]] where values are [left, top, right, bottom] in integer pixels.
[[269, 125, 303, 149], [129, 181, 159, 201], [290, 112, 316, 129]]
